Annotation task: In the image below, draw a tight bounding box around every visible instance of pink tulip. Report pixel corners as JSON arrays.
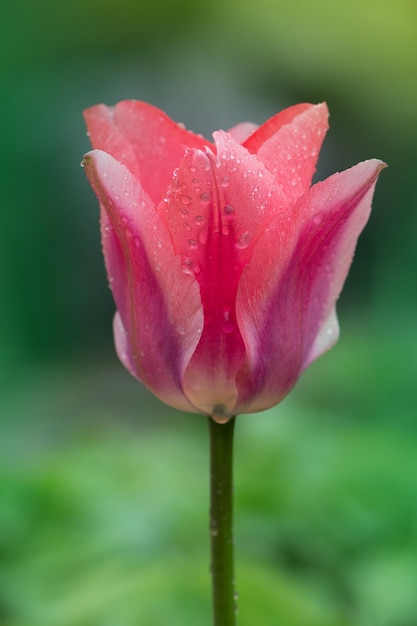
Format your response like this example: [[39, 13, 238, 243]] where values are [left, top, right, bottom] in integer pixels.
[[83, 100, 384, 422]]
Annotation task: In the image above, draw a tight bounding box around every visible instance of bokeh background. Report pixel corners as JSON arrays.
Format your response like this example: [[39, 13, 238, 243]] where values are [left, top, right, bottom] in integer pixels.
[[1, 1, 416, 624]]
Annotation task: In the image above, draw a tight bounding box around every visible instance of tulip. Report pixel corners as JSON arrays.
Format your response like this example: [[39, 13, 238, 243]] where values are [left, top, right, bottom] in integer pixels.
[[83, 100, 384, 422]]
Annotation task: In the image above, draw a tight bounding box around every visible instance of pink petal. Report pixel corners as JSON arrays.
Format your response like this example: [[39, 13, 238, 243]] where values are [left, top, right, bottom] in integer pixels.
[[83, 149, 203, 413], [227, 121, 258, 144], [243, 102, 313, 153], [156, 132, 288, 417], [156, 144, 245, 416], [84, 101, 212, 206], [235, 159, 385, 414], [255, 103, 329, 204]]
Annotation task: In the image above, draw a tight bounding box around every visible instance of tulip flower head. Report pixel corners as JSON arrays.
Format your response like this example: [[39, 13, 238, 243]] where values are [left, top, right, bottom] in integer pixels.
[[83, 101, 384, 422]]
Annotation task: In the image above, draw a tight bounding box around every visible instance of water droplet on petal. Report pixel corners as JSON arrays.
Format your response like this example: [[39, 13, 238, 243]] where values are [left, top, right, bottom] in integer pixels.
[[182, 258, 193, 274], [199, 192, 211, 205], [223, 308, 235, 333], [188, 238, 198, 249], [181, 194, 192, 206], [221, 176, 230, 187], [224, 204, 235, 219], [236, 231, 251, 249], [211, 407, 231, 424]]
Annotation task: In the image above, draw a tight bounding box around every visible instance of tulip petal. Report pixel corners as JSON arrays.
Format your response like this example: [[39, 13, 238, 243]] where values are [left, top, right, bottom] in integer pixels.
[[235, 159, 385, 414], [243, 103, 313, 153], [227, 121, 258, 144], [255, 103, 329, 204], [84, 149, 203, 413], [155, 145, 245, 416], [84, 101, 212, 206], [156, 132, 289, 417]]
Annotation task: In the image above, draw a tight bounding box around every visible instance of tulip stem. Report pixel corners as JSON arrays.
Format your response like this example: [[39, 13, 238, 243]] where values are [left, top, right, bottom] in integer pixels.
[[208, 415, 237, 626]]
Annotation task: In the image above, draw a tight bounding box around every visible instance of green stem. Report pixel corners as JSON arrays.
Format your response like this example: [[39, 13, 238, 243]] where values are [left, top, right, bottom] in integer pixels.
[[208, 415, 237, 626]]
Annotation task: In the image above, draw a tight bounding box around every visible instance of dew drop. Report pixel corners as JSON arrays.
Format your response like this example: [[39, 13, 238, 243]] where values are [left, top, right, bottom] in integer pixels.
[[189, 165, 197, 173], [221, 175, 230, 187], [199, 192, 211, 205], [224, 204, 235, 218], [211, 410, 231, 424], [157, 240, 163, 248], [181, 194, 192, 206], [223, 308, 235, 333], [210, 522, 219, 537], [195, 214, 205, 226], [188, 238, 198, 249], [177, 326, 186, 335], [236, 231, 251, 249], [182, 258, 193, 274]]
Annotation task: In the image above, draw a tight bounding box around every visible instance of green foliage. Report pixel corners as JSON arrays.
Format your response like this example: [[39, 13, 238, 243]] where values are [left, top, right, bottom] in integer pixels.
[[1, 325, 416, 625]]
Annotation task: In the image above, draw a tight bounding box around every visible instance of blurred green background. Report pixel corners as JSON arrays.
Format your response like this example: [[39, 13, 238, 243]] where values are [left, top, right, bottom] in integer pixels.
[[1, 1, 416, 624]]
